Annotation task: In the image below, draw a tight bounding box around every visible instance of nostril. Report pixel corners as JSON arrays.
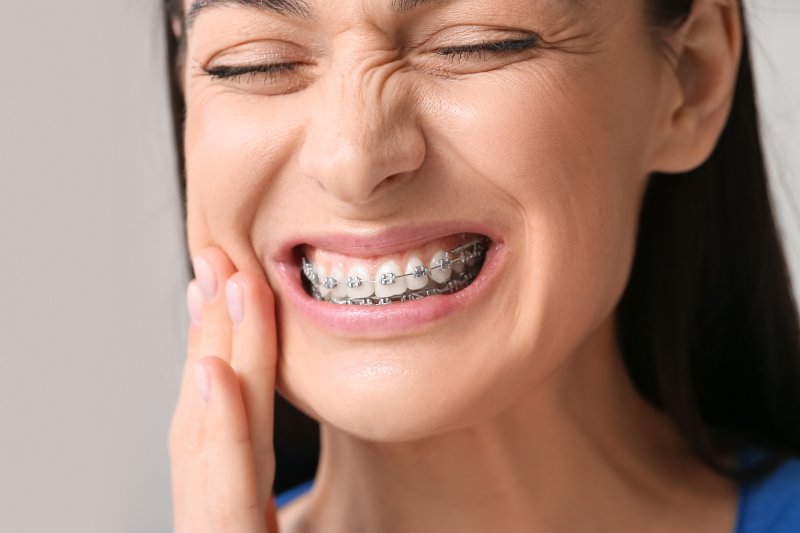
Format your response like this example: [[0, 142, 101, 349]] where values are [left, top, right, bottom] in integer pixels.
[[297, 105, 426, 205]]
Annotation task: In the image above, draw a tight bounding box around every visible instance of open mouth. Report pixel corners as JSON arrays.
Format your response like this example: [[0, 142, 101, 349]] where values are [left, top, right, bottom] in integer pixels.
[[297, 233, 491, 305]]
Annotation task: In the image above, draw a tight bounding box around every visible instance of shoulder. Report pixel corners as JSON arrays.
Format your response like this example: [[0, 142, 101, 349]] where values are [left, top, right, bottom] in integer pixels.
[[737, 455, 800, 533], [276, 480, 314, 533]]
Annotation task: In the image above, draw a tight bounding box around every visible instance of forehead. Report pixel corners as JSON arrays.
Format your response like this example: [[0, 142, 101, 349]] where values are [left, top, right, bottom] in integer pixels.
[[184, 0, 448, 22], [183, 0, 588, 24]]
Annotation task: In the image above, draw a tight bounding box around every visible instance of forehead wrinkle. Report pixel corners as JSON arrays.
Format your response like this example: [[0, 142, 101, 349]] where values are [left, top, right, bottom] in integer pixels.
[[389, 0, 445, 14], [183, 0, 589, 31], [185, 0, 312, 28], [185, 0, 453, 27]]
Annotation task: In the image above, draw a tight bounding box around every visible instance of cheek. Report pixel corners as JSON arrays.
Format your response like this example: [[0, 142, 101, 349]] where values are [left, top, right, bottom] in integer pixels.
[[183, 91, 301, 254], [425, 57, 657, 363]]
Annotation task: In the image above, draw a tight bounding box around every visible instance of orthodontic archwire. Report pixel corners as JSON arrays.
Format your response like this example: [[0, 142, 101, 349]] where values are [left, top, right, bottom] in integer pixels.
[[324, 274, 477, 305], [301, 237, 490, 291]]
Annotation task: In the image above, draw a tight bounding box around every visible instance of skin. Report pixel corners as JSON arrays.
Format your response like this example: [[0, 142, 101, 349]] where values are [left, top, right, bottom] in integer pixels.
[[167, 0, 744, 531]]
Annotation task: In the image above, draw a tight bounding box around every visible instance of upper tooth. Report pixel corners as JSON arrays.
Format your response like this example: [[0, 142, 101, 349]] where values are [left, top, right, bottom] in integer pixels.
[[317, 265, 332, 297], [328, 267, 347, 299], [374, 261, 406, 298], [404, 256, 428, 290], [452, 252, 466, 273], [302, 259, 315, 280], [345, 265, 374, 299], [429, 251, 452, 284], [304, 261, 321, 285]]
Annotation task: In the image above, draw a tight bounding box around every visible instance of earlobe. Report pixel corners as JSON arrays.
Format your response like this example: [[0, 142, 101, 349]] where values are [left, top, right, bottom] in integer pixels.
[[171, 16, 183, 42], [650, 0, 742, 174]]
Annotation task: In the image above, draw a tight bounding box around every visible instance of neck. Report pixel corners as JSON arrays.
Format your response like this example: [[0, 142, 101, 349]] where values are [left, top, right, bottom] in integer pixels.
[[295, 315, 737, 533]]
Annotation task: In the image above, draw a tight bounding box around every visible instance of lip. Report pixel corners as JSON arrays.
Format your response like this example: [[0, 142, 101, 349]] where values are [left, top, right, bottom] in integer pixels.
[[270, 222, 508, 337], [271, 221, 505, 261]]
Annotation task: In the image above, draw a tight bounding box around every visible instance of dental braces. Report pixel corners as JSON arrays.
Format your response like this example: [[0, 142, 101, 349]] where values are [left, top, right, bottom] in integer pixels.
[[301, 237, 489, 304], [327, 272, 476, 305]]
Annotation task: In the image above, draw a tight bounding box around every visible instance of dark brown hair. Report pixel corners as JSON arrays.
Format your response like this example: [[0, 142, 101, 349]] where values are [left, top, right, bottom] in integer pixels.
[[163, 0, 800, 490]]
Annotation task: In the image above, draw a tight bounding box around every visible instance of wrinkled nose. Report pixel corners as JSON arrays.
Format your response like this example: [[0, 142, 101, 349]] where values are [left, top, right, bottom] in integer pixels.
[[298, 66, 426, 205]]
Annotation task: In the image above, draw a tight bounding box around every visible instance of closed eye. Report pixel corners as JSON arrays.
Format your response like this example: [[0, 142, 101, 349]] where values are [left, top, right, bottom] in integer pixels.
[[203, 62, 298, 81], [435, 36, 540, 61]]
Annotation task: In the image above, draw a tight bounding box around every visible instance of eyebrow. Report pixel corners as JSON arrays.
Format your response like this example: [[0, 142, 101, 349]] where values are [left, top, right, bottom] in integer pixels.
[[185, 0, 443, 28]]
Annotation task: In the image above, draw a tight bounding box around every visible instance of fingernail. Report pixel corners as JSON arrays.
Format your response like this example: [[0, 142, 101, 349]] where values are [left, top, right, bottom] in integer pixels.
[[186, 281, 204, 327], [226, 279, 244, 326], [194, 363, 210, 402], [192, 256, 217, 301]]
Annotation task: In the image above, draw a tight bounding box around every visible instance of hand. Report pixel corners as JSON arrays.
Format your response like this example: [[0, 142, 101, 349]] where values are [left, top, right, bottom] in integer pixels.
[[169, 247, 280, 533]]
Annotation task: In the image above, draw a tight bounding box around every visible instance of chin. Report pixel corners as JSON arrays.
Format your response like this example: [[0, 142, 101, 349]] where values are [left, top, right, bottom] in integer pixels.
[[275, 367, 486, 443], [273, 313, 546, 443]]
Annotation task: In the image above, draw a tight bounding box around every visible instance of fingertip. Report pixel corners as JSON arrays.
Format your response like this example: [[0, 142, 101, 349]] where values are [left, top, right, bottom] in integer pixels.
[[194, 361, 211, 402], [190, 246, 239, 301], [191, 255, 217, 302], [197, 354, 229, 374], [194, 356, 236, 404], [226, 278, 245, 326], [229, 271, 276, 309], [186, 280, 204, 328], [197, 355, 241, 395]]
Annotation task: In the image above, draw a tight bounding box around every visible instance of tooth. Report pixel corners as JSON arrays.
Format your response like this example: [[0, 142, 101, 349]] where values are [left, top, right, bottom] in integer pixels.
[[302, 258, 314, 280], [303, 259, 320, 284], [345, 265, 374, 299], [452, 252, 465, 274], [429, 251, 452, 284], [374, 261, 406, 298], [317, 265, 332, 298], [329, 267, 347, 299], [405, 256, 428, 290]]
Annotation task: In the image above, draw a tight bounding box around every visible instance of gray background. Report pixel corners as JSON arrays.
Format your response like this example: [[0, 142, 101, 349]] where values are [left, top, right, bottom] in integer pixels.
[[0, 1, 797, 532]]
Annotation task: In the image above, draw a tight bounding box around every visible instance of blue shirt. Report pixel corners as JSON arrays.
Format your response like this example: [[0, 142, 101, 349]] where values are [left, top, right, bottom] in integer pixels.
[[277, 452, 800, 532], [736, 451, 800, 532]]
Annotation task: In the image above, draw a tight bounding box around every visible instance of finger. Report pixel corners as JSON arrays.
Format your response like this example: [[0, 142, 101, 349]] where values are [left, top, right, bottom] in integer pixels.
[[170, 248, 238, 532], [168, 281, 211, 533], [198, 355, 268, 533], [170, 248, 238, 453], [266, 496, 279, 533], [192, 247, 238, 362], [225, 272, 278, 504]]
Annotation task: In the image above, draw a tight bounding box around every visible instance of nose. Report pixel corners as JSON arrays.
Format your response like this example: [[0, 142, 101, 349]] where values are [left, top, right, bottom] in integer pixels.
[[298, 64, 426, 205]]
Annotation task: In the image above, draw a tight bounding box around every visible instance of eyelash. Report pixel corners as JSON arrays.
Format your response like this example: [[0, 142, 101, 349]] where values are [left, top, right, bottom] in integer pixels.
[[435, 36, 539, 60], [203, 62, 296, 82], [202, 36, 540, 81]]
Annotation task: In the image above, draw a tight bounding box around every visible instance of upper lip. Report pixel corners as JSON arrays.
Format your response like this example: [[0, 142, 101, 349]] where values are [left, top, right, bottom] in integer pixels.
[[271, 221, 504, 263]]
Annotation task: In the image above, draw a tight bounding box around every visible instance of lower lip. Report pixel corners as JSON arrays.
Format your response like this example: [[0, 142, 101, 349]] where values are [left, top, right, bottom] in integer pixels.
[[274, 241, 506, 337]]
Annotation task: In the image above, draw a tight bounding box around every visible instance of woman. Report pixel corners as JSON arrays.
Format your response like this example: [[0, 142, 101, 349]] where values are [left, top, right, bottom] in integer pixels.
[[165, 0, 800, 531]]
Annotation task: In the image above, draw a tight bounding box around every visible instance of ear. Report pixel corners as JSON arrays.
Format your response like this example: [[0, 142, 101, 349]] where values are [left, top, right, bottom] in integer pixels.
[[169, 14, 187, 95], [649, 0, 742, 173], [171, 16, 184, 42]]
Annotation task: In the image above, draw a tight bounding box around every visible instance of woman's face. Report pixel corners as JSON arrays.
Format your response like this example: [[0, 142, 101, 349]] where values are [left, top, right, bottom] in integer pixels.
[[181, 0, 675, 440]]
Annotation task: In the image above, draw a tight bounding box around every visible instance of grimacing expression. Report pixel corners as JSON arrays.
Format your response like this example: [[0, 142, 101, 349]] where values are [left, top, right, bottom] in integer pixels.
[[181, 0, 679, 440]]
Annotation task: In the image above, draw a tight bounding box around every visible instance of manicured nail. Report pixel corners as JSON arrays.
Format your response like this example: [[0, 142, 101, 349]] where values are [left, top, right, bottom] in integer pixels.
[[186, 281, 204, 327], [194, 363, 210, 402], [226, 279, 244, 326], [192, 256, 217, 301]]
